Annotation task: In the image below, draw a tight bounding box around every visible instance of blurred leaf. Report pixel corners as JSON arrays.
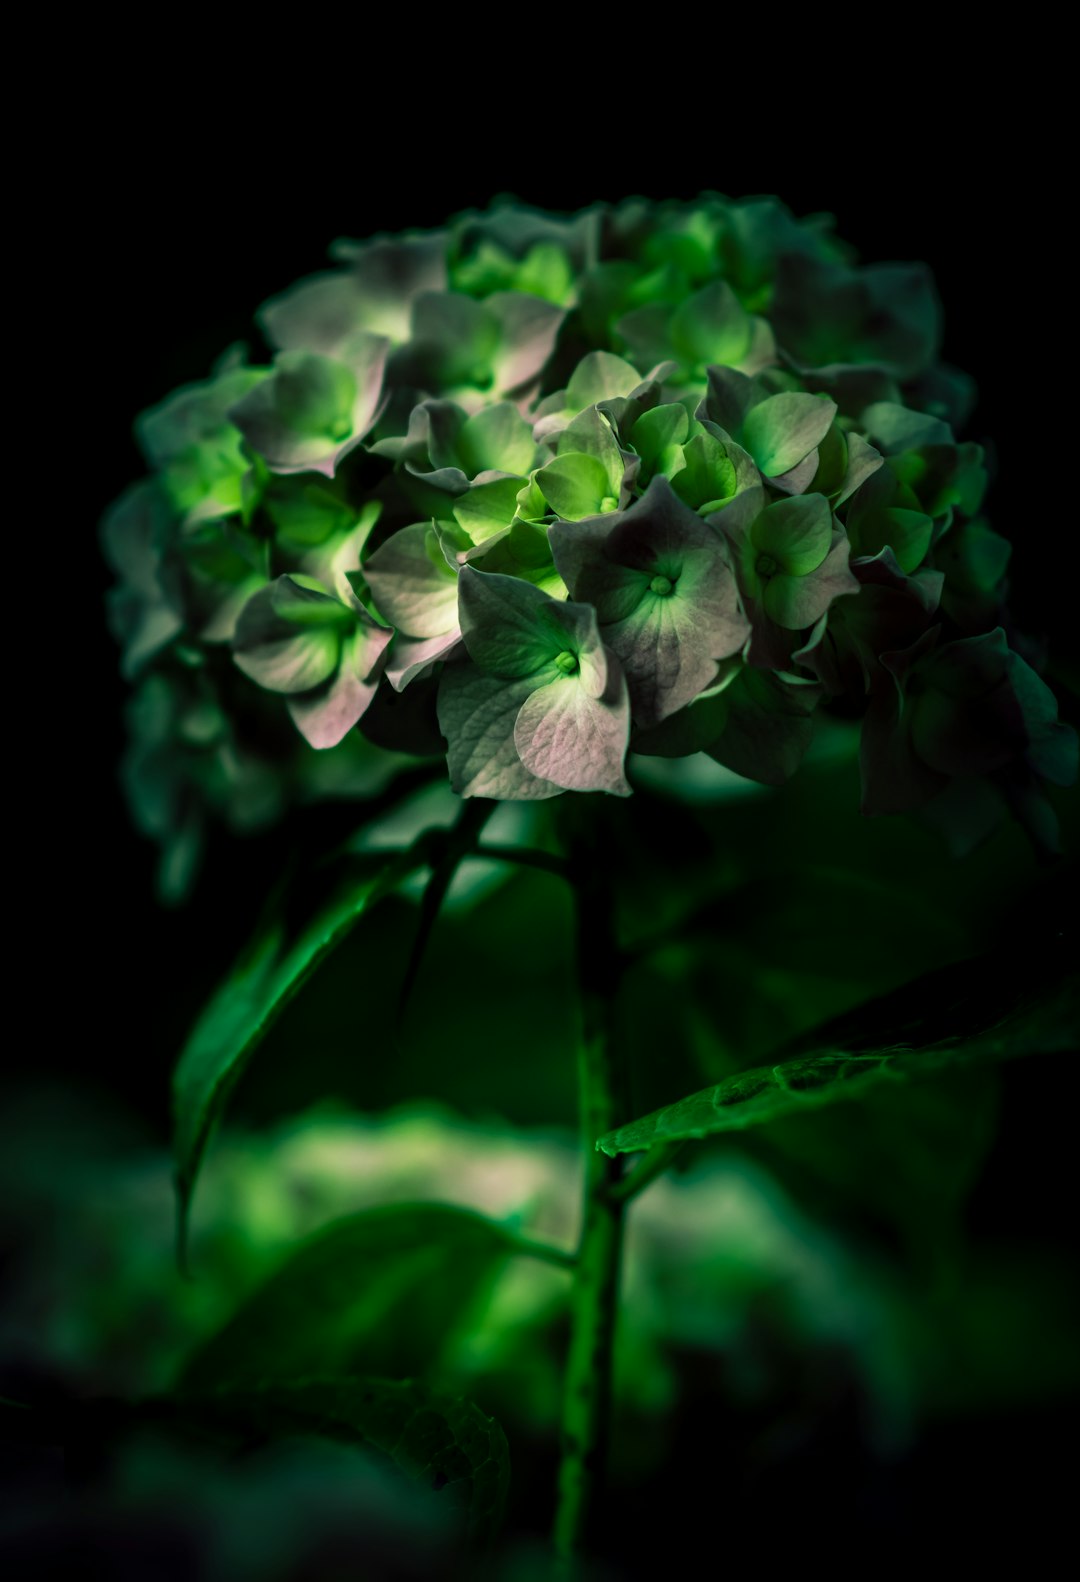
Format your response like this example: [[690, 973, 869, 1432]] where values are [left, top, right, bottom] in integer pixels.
[[751, 1066, 1001, 1267], [598, 931, 1078, 1155], [236, 866, 577, 1129], [178, 1203, 521, 1393], [173, 841, 435, 1252], [175, 1376, 509, 1548]]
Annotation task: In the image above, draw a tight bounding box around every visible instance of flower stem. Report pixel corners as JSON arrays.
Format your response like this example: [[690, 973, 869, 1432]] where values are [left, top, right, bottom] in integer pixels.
[[610, 1140, 684, 1206], [553, 825, 626, 1565]]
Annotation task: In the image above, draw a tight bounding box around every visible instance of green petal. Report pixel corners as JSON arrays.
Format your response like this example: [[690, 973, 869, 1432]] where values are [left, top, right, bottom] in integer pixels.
[[752, 494, 833, 576], [761, 534, 858, 628], [457, 565, 580, 679], [364, 523, 459, 638], [232, 576, 352, 694], [457, 401, 536, 476], [487, 290, 565, 394], [264, 479, 357, 551], [437, 661, 562, 800], [535, 451, 614, 520], [286, 623, 389, 747], [701, 365, 753, 435], [669, 280, 752, 368], [566, 350, 643, 412], [453, 475, 529, 541], [514, 670, 631, 794], [741, 392, 837, 477], [234, 621, 341, 695], [630, 402, 690, 480], [669, 431, 737, 512], [409, 291, 501, 390], [557, 405, 625, 497], [273, 351, 357, 436]]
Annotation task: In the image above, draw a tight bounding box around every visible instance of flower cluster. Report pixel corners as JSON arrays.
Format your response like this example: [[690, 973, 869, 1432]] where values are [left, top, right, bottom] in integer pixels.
[[104, 195, 1075, 890]]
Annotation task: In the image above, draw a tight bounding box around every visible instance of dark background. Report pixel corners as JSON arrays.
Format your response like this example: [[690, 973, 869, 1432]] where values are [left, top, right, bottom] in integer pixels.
[[16, 118, 1078, 1561]]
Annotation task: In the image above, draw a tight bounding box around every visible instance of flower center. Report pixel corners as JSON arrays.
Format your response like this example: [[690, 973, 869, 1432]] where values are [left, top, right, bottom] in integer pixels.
[[755, 553, 779, 578], [555, 650, 579, 675], [649, 574, 675, 597]]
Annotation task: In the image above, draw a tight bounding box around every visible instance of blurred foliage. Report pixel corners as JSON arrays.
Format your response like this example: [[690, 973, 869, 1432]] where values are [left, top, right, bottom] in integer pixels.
[[3, 1063, 1079, 1569], [3, 734, 1076, 1570]]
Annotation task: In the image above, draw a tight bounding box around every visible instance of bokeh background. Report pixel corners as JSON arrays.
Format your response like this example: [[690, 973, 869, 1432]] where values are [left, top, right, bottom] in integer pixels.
[[8, 131, 1078, 1575]]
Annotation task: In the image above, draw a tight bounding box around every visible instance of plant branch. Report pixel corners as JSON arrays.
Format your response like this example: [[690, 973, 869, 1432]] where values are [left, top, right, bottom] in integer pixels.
[[507, 1233, 577, 1271], [473, 844, 571, 882], [396, 798, 498, 1014], [553, 814, 626, 1565], [608, 1141, 684, 1206]]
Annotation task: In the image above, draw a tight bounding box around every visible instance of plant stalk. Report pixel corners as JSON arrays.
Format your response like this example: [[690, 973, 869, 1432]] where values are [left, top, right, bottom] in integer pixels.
[[553, 831, 626, 1564]]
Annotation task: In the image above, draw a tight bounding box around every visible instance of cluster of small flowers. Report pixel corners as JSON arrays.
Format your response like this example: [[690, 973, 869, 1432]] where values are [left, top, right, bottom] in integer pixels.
[[103, 196, 1075, 895]]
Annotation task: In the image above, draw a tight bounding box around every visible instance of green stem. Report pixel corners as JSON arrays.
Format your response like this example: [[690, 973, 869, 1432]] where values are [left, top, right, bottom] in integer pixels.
[[397, 799, 497, 1014], [474, 844, 571, 882], [553, 833, 626, 1564], [508, 1232, 578, 1271], [610, 1140, 684, 1206]]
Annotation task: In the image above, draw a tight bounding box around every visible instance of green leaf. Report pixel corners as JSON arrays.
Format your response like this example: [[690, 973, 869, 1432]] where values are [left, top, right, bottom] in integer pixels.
[[861, 399, 953, 454], [178, 1203, 521, 1392], [136, 364, 265, 469], [845, 466, 934, 572], [615, 301, 676, 369], [172, 844, 430, 1248], [597, 934, 1078, 1155], [174, 1377, 510, 1548], [260, 234, 446, 351], [423, 399, 470, 471], [701, 364, 753, 435]]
